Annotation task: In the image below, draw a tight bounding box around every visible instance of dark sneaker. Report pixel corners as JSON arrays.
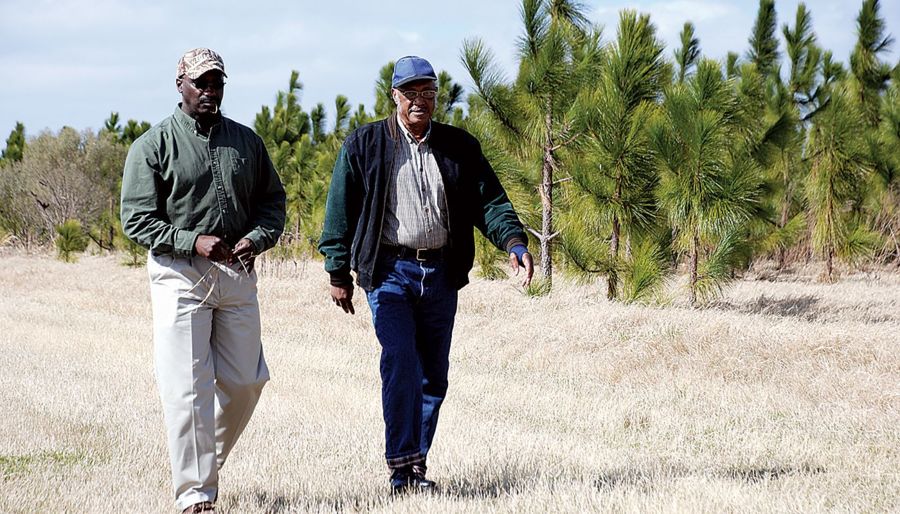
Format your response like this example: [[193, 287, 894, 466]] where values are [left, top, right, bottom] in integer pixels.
[[390, 465, 436, 493], [182, 501, 216, 513]]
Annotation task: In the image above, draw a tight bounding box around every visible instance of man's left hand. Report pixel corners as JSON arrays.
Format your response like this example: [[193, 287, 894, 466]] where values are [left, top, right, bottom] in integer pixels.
[[509, 251, 534, 287], [232, 238, 257, 273]]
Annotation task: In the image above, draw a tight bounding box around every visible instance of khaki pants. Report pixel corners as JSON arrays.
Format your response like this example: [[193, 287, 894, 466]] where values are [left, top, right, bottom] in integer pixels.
[[148, 252, 269, 511]]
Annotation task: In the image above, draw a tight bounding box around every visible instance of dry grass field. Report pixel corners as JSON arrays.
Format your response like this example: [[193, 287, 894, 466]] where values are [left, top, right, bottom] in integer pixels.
[[1, 252, 898, 513]]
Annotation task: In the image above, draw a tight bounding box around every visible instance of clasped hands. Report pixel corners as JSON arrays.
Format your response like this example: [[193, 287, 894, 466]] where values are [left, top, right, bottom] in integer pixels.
[[195, 235, 256, 271]]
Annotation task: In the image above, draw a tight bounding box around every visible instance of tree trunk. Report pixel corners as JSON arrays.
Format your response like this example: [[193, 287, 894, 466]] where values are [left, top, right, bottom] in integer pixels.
[[689, 231, 699, 306], [608, 176, 623, 300], [777, 151, 790, 269], [539, 100, 554, 287], [824, 190, 834, 282], [778, 182, 790, 270], [608, 215, 619, 300]]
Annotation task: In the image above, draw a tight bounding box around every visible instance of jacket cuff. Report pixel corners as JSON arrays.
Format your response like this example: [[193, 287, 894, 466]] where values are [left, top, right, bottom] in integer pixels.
[[243, 231, 266, 254], [174, 229, 200, 257], [329, 270, 354, 288], [503, 236, 528, 253]]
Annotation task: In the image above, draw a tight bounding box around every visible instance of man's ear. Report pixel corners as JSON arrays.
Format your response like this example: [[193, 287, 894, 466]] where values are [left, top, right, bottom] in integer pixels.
[[176, 78, 183, 93]]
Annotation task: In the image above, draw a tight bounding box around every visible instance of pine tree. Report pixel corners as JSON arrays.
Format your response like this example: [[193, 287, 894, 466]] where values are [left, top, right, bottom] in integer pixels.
[[674, 22, 700, 83], [310, 103, 327, 144], [651, 60, 761, 304], [0, 122, 26, 167], [101, 112, 149, 145], [102, 112, 122, 140], [567, 10, 665, 300], [726, 52, 740, 78], [746, 0, 780, 79], [121, 120, 150, 145], [333, 95, 351, 139], [783, 3, 823, 119], [434, 71, 465, 125], [850, 0, 894, 128], [255, 71, 316, 248], [55, 219, 88, 262], [870, 75, 900, 264], [463, 0, 602, 290], [374, 62, 395, 119], [806, 85, 875, 281]]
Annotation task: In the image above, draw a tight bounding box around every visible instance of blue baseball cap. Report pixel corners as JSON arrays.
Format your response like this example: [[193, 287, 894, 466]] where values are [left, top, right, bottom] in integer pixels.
[[392, 56, 437, 88]]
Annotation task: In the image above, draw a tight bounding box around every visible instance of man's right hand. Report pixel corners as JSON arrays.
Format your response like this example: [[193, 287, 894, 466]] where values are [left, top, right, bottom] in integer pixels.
[[195, 235, 233, 262], [330, 284, 355, 315]]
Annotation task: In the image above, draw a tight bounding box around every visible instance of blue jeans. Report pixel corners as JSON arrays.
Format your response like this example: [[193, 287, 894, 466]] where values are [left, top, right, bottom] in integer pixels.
[[366, 254, 458, 469]]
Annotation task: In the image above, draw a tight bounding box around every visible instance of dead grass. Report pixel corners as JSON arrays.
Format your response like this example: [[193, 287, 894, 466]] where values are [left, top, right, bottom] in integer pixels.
[[0, 253, 897, 513]]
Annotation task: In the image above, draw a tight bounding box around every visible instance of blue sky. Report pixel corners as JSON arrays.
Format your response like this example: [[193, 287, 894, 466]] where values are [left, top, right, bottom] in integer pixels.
[[0, 0, 896, 139]]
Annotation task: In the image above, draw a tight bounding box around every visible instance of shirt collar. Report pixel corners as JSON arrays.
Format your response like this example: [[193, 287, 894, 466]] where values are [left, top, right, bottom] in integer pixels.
[[396, 113, 431, 144], [174, 104, 221, 134]]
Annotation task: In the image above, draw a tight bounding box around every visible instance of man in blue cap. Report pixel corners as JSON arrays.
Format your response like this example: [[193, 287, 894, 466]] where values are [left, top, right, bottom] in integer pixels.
[[319, 56, 534, 492]]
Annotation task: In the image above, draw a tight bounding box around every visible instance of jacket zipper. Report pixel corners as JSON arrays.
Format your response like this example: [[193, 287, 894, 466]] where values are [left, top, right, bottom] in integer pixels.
[[372, 135, 395, 264]]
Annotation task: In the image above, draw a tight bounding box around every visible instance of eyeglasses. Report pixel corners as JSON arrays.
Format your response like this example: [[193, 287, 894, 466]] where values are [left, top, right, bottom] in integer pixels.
[[189, 78, 226, 91], [398, 89, 438, 100]]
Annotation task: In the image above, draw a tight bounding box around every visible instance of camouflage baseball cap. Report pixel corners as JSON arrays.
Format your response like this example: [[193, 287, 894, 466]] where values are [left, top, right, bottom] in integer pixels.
[[176, 48, 227, 80]]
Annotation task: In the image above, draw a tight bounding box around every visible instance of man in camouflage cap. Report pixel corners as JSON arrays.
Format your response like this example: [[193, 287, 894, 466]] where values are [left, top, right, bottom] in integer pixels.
[[121, 48, 285, 514]]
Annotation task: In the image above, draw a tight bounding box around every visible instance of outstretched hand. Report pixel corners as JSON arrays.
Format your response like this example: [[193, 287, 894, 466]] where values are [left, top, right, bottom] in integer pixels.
[[330, 284, 355, 314], [509, 251, 534, 287]]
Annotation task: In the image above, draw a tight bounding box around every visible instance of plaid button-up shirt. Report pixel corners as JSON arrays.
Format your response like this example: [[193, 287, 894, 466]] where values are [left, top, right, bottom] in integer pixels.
[[380, 116, 450, 250]]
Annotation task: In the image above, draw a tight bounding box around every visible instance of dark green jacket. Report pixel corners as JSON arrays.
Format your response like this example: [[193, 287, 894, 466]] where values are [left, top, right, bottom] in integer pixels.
[[318, 116, 526, 291], [121, 107, 285, 256]]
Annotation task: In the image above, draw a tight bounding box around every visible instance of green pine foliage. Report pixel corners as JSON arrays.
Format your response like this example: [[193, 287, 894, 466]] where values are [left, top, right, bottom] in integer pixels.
[[650, 60, 762, 304], [463, 0, 604, 289], [806, 85, 875, 281], [870, 77, 900, 263], [2, 0, 897, 293], [114, 218, 146, 267], [474, 231, 507, 280], [783, 3, 824, 117], [675, 22, 700, 83], [55, 219, 88, 262], [0, 122, 26, 167], [567, 10, 666, 300], [620, 240, 667, 304], [747, 0, 780, 78], [850, 0, 894, 127], [255, 71, 326, 255], [101, 112, 151, 145]]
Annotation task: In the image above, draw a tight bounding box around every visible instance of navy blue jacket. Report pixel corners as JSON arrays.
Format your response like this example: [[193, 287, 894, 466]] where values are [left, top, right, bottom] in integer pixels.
[[318, 116, 527, 291]]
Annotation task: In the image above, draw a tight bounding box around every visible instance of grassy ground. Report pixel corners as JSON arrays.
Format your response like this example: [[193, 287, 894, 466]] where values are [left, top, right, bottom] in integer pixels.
[[0, 253, 897, 513]]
